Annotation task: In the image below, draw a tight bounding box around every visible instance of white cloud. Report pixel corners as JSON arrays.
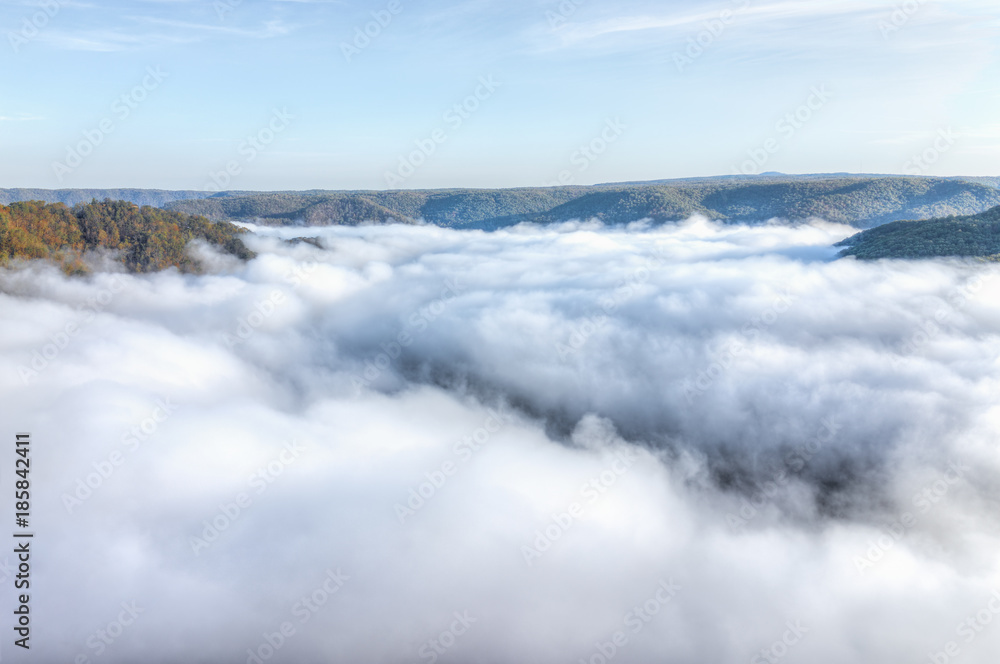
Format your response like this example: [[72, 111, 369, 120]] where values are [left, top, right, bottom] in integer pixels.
[[3, 219, 1000, 662]]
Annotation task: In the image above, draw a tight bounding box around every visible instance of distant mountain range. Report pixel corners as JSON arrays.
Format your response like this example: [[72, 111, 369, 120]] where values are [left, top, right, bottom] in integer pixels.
[[4, 175, 1000, 262], [0, 188, 216, 208], [160, 176, 1000, 229], [3, 175, 1000, 230]]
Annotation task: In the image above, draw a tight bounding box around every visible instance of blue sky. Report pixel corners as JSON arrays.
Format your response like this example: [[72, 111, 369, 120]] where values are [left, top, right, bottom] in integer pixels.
[[0, 0, 998, 190]]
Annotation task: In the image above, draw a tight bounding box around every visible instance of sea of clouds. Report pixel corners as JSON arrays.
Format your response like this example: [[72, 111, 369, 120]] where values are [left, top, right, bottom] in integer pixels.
[[1, 217, 999, 663]]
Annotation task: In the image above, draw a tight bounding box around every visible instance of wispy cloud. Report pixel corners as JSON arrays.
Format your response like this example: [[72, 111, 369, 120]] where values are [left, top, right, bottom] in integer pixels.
[[0, 113, 43, 121], [134, 16, 295, 38], [532, 1, 879, 49], [32, 14, 294, 51], [529, 0, 992, 54], [36, 28, 193, 51]]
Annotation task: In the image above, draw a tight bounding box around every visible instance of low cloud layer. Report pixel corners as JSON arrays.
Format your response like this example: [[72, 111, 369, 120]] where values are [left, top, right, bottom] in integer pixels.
[[2, 218, 1000, 663]]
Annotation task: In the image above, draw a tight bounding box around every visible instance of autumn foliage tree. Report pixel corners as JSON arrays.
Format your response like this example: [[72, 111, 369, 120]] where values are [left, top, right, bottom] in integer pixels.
[[0, 199, 254, 273]]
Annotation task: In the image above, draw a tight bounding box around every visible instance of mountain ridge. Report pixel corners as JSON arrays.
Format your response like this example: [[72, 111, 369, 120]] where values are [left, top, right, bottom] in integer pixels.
[[5, 174, 999, 231], [838, 205, 1000, 260], [158, 176, 1000, 229]]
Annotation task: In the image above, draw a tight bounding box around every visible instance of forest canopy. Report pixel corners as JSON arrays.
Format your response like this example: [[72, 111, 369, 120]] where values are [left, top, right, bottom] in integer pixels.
[[0, 199, 254, 274], [837, 204, 1000, 259], [161, 176, 1000, 229]]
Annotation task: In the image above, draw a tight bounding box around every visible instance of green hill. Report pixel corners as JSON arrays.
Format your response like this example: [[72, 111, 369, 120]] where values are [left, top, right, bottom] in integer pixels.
[[0, 200, 253, 274], [165, 187, 589, 228], [837, 205, 1000, 259], [158, 176, 1000, 229]]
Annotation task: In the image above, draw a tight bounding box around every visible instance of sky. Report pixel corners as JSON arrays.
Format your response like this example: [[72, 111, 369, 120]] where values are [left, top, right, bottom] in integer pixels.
[[0, 0, 998, 190]]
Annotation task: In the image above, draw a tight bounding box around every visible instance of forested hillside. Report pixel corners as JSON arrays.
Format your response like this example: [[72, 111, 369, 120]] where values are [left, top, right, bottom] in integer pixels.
[[164, 187, 589, 227], [0, 188, 218, 208], [0, 200, 253, 274], [5, 176, 998, 230], [838, 205, 1000, 259], [161, 177, 1000, 229]]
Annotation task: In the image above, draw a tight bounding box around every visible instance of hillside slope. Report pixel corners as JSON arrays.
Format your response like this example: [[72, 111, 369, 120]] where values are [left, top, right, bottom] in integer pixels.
[[160, 177, 1000, 229], [0, 200, 253, 274], [837, 205, 1000, 259], [166, 187, 590, 227]]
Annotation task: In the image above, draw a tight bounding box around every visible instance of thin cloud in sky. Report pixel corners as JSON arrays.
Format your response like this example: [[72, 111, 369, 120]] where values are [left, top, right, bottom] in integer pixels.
[[0, 0, 997, 187], [35, 28, 194, 51], [0, 113, 43, 121], [532, 0, 983, 52], [135, 16, 295, 39]]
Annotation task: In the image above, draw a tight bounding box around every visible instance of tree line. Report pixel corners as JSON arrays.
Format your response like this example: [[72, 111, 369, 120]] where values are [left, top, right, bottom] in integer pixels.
[[0, 199, 254, 274]]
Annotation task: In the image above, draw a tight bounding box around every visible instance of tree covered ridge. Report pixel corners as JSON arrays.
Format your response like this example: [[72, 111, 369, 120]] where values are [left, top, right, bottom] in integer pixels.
[[0, 199, 254, 274], [837, 205, 1000, 259], [161, 177, 1000, 229]]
